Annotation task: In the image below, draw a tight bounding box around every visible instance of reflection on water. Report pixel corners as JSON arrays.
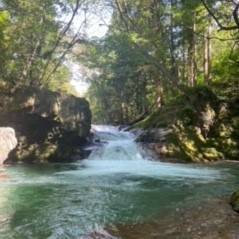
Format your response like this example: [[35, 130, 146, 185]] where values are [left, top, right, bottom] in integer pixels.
[[0, 126, 238, 239]]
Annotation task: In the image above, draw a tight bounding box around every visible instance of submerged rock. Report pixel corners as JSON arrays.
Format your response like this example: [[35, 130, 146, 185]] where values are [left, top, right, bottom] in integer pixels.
[[231, 190, 239, 213], [0, 127, 17, 164], [108, 198, 239, 239]]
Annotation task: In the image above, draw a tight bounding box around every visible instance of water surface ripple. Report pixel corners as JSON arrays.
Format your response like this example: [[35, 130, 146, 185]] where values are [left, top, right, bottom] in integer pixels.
[[0, 125, 238, 239]]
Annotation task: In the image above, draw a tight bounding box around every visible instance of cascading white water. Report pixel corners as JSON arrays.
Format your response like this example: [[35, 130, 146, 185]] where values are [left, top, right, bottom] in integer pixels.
[[79, 125, 222, 181], [90, 125, 144, 161]]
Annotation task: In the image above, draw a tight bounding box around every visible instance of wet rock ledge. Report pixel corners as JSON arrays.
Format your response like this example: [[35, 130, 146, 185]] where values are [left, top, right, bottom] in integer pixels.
[[0, 87, 92, 164]]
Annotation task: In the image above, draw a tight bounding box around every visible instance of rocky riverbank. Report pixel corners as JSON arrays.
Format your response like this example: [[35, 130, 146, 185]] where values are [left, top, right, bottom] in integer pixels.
[[135, 85, 239, 163], [0, 87, 92, 163]]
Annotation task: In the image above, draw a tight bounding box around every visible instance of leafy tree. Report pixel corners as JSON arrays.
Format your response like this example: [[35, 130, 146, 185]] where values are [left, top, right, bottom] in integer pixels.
[[0, 0, 92, 93], [80, 0, 239, 123]]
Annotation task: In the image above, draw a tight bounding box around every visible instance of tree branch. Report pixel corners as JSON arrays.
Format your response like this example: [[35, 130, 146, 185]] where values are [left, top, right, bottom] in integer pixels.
[[44, 19, 87, 83], [233, 2, 239, 28], [201, 0, 239, 30], [39, 0, 81, 82]]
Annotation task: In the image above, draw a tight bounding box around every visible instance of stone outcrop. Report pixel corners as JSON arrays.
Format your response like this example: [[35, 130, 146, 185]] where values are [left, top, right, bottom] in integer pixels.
[[1, 87, 91, 137], [135, 86, 239, 163], [0, 127, 17, 164], [0, 87, 92, 163]]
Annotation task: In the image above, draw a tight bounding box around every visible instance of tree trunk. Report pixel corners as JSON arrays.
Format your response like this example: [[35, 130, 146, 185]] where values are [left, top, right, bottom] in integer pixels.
[[204, 20, 212, 85], [187, 13, 197, 87], [169, 0, 179, 85]]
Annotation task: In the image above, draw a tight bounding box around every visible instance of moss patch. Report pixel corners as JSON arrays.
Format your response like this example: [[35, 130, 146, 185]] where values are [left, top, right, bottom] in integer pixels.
[[136, 85, 239, 162]]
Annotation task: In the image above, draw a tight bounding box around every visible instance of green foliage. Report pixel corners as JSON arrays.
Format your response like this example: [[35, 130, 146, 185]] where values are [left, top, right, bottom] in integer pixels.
[[82, 32, 153, 123], [213, 50, 239, 81], [80, 0, 239, 124], [0, 10, 10, 79], [0, 0, 238, 124], [0, 0, 88, 93], [47, 65, 77, 95]]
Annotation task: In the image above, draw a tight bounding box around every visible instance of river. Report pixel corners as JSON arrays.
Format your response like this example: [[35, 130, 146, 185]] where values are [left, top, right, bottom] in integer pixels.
[[0, 125, 238, 239]]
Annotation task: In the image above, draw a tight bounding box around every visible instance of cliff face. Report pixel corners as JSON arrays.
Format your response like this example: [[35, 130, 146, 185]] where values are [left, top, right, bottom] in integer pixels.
[[0, 87, 92, 163], [2, 87, 91, 137]]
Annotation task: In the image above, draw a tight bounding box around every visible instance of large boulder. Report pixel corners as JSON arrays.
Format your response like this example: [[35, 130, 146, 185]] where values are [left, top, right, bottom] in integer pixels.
[[0, 87, 92, 163], [0, 127, 17, 164], [4, 87, 91, 137]]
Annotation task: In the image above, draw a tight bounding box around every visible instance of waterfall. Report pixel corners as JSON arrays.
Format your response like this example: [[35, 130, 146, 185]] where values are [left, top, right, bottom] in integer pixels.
[[89, 125, 144, 161], [79, 125, 222, 180]]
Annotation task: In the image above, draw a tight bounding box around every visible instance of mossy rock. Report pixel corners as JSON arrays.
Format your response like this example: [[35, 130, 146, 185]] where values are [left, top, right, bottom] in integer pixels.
[[135, 85, 239, 163], [230, 190, 239, 213], [217, 123, 233, 138], [202, 147, 224, 161], [2, 112, 89, 163]]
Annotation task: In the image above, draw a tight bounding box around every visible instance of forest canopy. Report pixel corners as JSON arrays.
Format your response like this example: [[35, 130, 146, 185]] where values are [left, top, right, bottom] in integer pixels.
[[81, 0, 239, 123], [0, 0, 238, 123], [0, 0, 98, 94]]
